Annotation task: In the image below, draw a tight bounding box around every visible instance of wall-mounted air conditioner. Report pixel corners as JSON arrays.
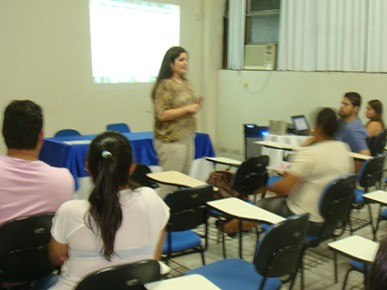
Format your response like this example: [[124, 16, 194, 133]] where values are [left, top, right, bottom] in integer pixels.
[[244, 44, 277, 70]]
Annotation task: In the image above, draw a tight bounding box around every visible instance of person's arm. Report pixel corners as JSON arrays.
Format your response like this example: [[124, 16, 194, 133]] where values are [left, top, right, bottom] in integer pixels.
[[366, 121, 384, 138], [49, 236, 69, 266], [267, 172, 300, 196], [158, 104, 201, 122], [154, 228, 166, 260], [354, 148, 371, 172]]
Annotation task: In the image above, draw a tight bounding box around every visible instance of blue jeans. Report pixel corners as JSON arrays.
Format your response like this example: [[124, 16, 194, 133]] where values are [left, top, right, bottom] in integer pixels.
[[31, 274, 59, 290]]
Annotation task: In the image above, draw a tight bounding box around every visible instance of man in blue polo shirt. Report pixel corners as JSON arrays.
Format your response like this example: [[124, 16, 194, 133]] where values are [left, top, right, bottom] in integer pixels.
[[336, 92, 370, 171]]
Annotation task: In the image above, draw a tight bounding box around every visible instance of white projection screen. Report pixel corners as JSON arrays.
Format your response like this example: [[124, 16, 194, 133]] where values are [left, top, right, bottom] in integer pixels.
[[89, 0, 180, 83]]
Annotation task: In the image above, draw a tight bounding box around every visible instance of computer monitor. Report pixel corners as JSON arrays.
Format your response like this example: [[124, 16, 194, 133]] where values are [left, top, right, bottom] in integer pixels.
[[291, 115, 310, 135]]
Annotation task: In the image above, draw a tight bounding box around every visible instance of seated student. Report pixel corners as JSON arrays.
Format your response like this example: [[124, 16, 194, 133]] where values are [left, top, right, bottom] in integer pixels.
[[217, 108, 354, 236], [336, 92, 370, 171], [0, 100, 74, 225], [46, 131, 169, 290], [365, 99, 385, 137], [370, 236, 387, 290]]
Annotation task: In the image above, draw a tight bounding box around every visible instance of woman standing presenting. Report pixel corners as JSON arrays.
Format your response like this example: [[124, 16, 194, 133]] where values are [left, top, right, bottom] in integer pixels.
[[151, 46, 204, 198]]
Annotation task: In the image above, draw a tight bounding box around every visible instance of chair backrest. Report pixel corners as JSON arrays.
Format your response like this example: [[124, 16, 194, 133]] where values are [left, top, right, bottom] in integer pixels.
[[0, 213, 55, 283], [107, 123, 131, 133], [130, 163, 158, 188], [164, 185, 214, 231], [54, 129, 81, 137], [254, 213, 309, 279], [317, 174, 357, 241], [369, 130, 387, 156], [357, 155, 385, 191], [74, 259, 160, 290], [233, 155, 269, 196]]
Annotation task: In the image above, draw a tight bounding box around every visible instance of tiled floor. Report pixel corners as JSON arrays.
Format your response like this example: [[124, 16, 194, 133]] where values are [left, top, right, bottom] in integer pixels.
[[163, 198, 387, 290]]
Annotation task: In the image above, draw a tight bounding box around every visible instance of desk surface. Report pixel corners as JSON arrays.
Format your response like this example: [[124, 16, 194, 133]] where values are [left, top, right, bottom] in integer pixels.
[[147, 171, 208, 188], [256, 140, 299, 151], [205, 157, 242, 167], [257, 140, 372, 161], [145, 274, 220, 290], [364, 190, 387, 205], [207, 197, 285, 224], [328, 235, 379, 264]]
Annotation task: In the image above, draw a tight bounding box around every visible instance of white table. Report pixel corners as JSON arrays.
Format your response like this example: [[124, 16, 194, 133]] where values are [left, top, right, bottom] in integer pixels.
[[207, 197, 285, 258], [147, 171, 208, 188], [145, 274, 220, 290]]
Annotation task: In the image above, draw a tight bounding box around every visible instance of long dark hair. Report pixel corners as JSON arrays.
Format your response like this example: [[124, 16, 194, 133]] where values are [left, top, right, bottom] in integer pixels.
[[368, 99, 385, 128], [86, 131, 136, 260], [151, 46, 187, 101], [370, 236, 387, 290]]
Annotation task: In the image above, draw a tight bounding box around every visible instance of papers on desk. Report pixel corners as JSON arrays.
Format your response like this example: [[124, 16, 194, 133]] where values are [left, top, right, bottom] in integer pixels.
[[63, 140, 92, 145]]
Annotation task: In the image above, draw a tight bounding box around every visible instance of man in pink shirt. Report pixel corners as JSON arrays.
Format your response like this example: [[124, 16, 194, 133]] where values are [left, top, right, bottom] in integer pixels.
[[0, 100, 74, 224]]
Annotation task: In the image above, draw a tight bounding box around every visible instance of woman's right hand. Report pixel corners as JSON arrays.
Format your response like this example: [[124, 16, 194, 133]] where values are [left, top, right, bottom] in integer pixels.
[[185, 103, 201, 114]]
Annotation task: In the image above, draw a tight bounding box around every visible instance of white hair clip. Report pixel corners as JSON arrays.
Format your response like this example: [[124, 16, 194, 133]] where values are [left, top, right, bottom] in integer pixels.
[[101, 150, 112, 159]]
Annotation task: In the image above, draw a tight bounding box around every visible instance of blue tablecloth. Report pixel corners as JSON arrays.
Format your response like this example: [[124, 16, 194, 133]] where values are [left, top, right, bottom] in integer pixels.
[[39, 132, 215, 189]]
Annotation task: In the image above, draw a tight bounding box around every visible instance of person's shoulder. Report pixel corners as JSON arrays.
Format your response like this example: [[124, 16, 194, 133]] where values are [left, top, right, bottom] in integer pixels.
[[366, 121, 384, 137], [38, 161, 73, 178], [160, 79, 174, 88], [135, 187, 167, 205], [57, 199, 88, 214]]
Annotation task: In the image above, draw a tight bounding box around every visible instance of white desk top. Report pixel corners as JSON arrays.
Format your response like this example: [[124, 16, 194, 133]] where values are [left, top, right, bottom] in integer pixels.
[[328, 235, 379, 264], [205, 157, 242, 167], [348, 152, 372, 161], [207, 197, 285, 224], [255, 140, 299, 151], [147, 171, 207, 188], [363, 190, 387, 205], [145, 274, 220, 290], [256, 140, 372, 161]]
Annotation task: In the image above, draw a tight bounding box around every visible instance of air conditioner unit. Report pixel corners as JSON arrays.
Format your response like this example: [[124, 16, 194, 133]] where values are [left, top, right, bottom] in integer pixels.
[[244, 44, 276, 70]]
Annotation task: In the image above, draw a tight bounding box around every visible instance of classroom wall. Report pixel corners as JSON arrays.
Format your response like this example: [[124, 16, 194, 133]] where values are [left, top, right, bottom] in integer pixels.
[[0, 0, 225, 154], [0, 0, 385, 161], [216, 70, 387, 159]]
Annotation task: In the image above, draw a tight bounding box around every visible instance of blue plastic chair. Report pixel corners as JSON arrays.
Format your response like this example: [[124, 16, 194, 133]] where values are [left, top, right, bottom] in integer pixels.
[[162, 185, 214, 265], [54, 129, 81, 137], [186, 214, 309, 290], [106, 123, 131, 133], [350, 155, 385, 239]]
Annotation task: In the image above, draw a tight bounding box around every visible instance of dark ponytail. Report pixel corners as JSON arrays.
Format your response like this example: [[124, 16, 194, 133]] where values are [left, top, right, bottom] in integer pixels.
[[86, 132, 134, 260]]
